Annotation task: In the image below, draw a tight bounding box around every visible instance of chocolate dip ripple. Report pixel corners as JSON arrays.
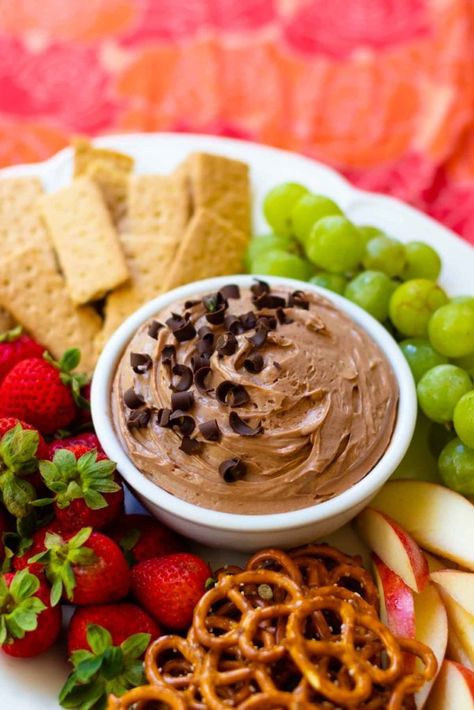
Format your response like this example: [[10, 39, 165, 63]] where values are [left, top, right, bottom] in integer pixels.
[[111, 286, 398, 514]]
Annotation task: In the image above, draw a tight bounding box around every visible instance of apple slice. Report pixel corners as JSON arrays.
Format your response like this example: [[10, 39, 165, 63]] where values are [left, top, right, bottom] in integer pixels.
[[355, 507, 429, 592], [370, 481, 474, 570], [447, 624, 474, 670], [372, 554, 415, 639], [414, 583, 448, 709], [431, 570, 474, 616], [437, 589, 474, 668], [427, 660, 474, 709]]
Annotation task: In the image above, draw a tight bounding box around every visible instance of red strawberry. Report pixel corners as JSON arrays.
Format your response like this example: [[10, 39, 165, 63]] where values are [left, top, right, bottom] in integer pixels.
[[0, 509, 8, 561], [0, 348, 89, 435], [131, 553, 212, 630], [48, 432, 103, 458], [38, 444, 123, 532], [0, 569, 61, 657], [107, 514, 184, 566], [59, 623, 151, 709], [67, 603, 161, 655], [0, 420, 49, 518], [0, 327, 44, 385], [29, 527, 130, 606]]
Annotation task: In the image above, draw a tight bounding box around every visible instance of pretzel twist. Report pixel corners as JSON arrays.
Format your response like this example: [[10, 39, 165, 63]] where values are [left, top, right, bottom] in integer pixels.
[[107, 544, 437, 710]]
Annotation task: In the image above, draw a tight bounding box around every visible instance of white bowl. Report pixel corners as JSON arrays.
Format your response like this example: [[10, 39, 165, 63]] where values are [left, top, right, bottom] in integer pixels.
[[91, 274, 416, 551]]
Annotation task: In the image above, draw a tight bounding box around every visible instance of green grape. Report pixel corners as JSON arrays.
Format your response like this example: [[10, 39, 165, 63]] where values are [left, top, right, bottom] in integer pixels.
[[399, 338, 448, 383], [401, 241, 441, 281], [452, 351, 474, 379], [453, 391, 474, 449], [250, 249, 312, 281], [362, 235, 406, 278], [451, 295, 474, 309], [306, 216, 364, 274], [358, 225, 385, 249], [392, 412, 441, 483], [344, 271, 396, 322], [428, 302, 474, 358], [246, 234, 298, 269], [291, 194, 342, 246], [263, 183, 309, 236], [417, 364, 472, 423], [389, 279, 448, 337], [438, 437, 474, 495], [310, 273, 347, 295]]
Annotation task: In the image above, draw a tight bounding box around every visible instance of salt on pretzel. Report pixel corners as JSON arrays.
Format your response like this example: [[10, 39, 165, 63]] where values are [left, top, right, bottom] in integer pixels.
[[107, 544, 437, 710]]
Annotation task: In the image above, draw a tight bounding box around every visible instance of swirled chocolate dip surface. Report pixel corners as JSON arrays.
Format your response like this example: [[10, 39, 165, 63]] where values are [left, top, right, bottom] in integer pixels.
[[111, 282, 398, 514]]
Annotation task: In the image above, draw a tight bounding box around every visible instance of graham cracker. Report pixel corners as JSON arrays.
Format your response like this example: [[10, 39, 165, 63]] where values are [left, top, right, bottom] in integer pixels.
[[127, 172, 190, 236], [186, 152, 251, 235], [163, 208, 248, 291], [0, 247, 101, 372], [96, 230, 180, 351], [41, 177, 129, 305], [0, 177, 53, 262], [73, 138, 134, 224], [0, 308, 14, 333]]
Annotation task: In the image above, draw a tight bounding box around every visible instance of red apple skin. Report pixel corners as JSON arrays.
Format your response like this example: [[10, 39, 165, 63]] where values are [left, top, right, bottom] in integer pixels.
[[452, 662, 474, 697], [373, 554, 416, 640], [355, 507, 429, 592]]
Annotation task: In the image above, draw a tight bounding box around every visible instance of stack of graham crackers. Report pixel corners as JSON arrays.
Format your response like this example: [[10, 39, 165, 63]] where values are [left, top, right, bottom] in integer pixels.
[[0, 140, 251, 371]]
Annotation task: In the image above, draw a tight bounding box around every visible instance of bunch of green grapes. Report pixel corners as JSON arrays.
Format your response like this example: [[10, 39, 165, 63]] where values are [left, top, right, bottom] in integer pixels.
[[247, 181, 474, 495]]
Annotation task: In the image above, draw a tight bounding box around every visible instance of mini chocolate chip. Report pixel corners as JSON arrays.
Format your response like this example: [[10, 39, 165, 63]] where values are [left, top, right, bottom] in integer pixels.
[[127, 407, 151, 429], [198, 325, 214, 340], [205, 306, 227, 325], [169, 410, 195, 435], [258, 315, 277, 330], [219, 457, 247, 482], [247, 323, 269, 349], [243, 353, 264, 373], [195, 366, 213, 393], [166, 313, 185, 331], [239, 311, 257, 331], [192, 354, 210, 372], [130, 352, 152, 374], [156, 408, 171, 427], [224, 314, 244, 335], [219, 284, 240, 300], [216, 381, 250, 407], [202, 291, 227, 312], [184, 299, 200, 309], [147, 320, 164, 339], [174, 321, 197, 342], [199, 419, 221, 441], [254, 293, 286, 309], [229, 412, 263, 437], [170, 364, 193, 392], [216, 332, 238, 357], [276, 307, 293, 325], [180, 436, 203, 455], [162, 345, 176, 368], [124, 388, 145, 409], [171, 390, 195, 411], [250, 279, 270, 300], [288, 290, 309, 310]]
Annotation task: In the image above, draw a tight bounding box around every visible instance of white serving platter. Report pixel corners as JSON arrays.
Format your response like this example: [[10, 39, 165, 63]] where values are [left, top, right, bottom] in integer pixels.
[[0, 133, 472, 709]]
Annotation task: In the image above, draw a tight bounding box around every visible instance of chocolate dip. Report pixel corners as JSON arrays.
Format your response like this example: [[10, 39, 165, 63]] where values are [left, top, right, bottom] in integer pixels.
[[111, 283, 398, 514]]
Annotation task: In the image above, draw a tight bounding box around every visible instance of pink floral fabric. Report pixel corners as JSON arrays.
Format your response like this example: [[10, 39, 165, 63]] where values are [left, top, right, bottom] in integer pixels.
[[0, 0, 473, 243]]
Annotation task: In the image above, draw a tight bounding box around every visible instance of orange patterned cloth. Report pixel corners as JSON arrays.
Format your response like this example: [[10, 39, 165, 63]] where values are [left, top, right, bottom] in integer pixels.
[[0, 0, 473, 244]]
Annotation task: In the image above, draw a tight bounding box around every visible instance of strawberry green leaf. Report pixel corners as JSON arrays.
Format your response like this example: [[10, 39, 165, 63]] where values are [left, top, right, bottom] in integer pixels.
[[10, 568, 40, 599], [75, 656, 103, 683], [0, 425, 39, 475], [87, 625, 113, 656], [0, 325, 22, 343], [32, 497, 54, 507], [71, 649, 94, 668], [58, 348, 81, 373], [1, 473, 36, 518], [119, 528, 141, 553], [122, 662, 146, 688], [121, 633, 151, 661], [101, 647, 124, 680], [69, 527, 93, 548], [83, 490, 107, 510]]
